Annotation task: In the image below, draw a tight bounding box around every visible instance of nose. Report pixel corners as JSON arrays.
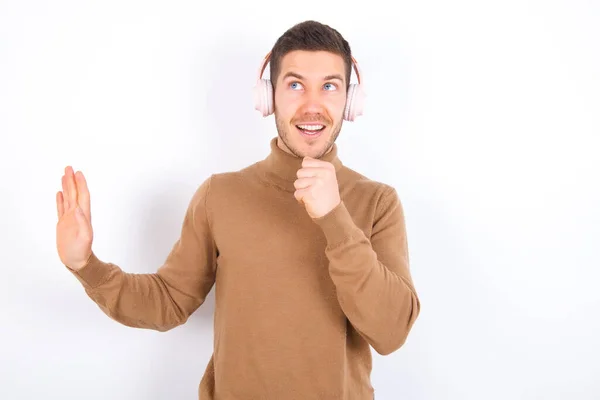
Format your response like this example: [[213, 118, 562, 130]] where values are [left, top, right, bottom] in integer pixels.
[[300, 86, 325, 114]]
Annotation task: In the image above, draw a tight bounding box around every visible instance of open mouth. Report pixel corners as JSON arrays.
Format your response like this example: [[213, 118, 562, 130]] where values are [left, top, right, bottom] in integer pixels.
[[296, 124, 326, 136]]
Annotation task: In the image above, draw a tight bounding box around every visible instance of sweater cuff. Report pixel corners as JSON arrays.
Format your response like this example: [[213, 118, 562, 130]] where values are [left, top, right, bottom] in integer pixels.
[[66, 252, 113, 289], [312, 201, 361, 248]]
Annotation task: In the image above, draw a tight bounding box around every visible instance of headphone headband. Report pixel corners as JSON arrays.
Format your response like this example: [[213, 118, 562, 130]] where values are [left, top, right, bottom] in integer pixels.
[[256, 51, 362, 85]]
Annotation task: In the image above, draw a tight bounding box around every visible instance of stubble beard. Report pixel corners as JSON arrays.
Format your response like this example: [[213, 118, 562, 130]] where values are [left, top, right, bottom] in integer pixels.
[[275, 112, 343, 159]]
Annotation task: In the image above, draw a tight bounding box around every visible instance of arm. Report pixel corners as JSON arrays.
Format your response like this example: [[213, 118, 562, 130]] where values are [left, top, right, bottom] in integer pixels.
[[66, 176, 217, 332], [313, 186, 420, 355]]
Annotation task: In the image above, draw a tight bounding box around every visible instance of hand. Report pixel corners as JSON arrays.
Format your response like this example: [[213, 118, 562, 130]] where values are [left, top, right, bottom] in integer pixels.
[[294, 157, 341, 219], [56, 166, 94, 271]]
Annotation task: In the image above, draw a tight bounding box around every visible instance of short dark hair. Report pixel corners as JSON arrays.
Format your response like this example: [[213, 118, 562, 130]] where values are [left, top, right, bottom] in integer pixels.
[[269, 20, 352, 90]]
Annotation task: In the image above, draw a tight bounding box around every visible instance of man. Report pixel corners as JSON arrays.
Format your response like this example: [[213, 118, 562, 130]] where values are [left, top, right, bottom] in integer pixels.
[[56, 20, 420, 400]]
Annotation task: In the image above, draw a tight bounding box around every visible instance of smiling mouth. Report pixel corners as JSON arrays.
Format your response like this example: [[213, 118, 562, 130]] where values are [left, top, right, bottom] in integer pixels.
[[296, 124, 326, 136]]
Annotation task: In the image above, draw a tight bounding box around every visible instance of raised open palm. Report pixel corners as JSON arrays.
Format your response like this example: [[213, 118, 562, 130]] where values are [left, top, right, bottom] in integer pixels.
[[56, 166, 93, 271]]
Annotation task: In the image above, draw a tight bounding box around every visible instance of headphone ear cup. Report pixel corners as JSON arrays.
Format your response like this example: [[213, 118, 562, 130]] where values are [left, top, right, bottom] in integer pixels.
[[265, 79, 274, 115], [253, 79, 274, 117], [344, 83, 365, 121], [344, 84, 355, 121]]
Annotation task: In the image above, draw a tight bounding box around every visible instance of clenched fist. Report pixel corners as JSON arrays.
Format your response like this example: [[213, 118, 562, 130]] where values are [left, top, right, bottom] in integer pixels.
[[294, 157, 341, 219], [56, 166, 93, 271]]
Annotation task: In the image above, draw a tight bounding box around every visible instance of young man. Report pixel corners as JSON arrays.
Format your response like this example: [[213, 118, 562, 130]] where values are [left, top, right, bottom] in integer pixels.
[[56, 20, 420, 400]]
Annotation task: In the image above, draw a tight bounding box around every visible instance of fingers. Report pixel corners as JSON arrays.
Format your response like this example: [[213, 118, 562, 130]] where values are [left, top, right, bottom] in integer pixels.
[[56, 191, 64, 219], [294, 188, 308, 203], [75, 171, 91, 222], [294, 177, 317, 190], [302, 157, 334, 170], [65, 166, 77, 210], [296, 167, 328, 179], [60, 166, 89, 219], [61, 175, 70, 210]]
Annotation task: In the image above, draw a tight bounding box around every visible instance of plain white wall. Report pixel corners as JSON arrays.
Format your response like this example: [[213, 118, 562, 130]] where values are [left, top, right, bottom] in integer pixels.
[[1, 0, 599, 399]]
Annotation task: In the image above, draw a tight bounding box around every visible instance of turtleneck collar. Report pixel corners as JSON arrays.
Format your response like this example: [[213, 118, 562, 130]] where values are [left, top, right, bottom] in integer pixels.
[[257, 137, 343, 192]]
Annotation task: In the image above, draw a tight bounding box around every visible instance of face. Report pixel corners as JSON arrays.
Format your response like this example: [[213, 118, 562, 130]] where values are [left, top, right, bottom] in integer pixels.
[[273, 50, 347, 159]]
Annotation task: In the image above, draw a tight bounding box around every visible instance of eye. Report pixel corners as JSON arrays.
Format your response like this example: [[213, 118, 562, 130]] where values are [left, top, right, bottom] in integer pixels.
[[323, 83, 337, 91], [290, 82, 303, 90]]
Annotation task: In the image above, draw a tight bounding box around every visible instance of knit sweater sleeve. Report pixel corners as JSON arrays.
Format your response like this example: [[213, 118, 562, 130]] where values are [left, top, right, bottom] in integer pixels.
[[312, 185, 420, 355], [65, 176, 218, 332]]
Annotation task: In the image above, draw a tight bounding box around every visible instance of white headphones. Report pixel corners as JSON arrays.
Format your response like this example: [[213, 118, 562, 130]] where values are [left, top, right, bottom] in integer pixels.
[[253, 51, 366, 121]]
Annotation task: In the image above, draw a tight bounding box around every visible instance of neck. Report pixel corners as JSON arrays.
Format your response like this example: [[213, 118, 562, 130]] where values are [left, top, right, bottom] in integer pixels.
[[257, 137, 343, 192]]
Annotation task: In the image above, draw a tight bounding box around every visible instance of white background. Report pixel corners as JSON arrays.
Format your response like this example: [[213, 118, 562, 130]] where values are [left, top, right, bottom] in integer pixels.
[[1, 0, 599, 399]]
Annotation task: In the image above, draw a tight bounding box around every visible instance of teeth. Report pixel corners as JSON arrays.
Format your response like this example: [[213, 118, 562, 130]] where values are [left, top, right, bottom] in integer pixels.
[[298, 124, 324, 131]]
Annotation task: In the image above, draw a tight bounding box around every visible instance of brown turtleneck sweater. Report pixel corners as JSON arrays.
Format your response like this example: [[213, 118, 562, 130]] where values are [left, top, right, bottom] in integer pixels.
[[67, 137, 421, 400]]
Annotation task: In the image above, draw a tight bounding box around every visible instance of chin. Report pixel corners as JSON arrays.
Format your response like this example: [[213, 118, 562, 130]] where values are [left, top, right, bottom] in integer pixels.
[[289, 126, 335, 158]]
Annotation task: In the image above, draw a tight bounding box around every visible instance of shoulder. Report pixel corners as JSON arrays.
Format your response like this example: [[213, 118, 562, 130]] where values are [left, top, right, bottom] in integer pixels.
[[208, 162, 261, 192], [339, 164, 399, 206], [188, 162, 261, 204], [339, 166, 406, 233]]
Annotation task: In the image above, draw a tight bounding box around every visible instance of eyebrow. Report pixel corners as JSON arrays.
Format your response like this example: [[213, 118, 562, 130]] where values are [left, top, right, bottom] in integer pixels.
[[282, 72, 344, 82]]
